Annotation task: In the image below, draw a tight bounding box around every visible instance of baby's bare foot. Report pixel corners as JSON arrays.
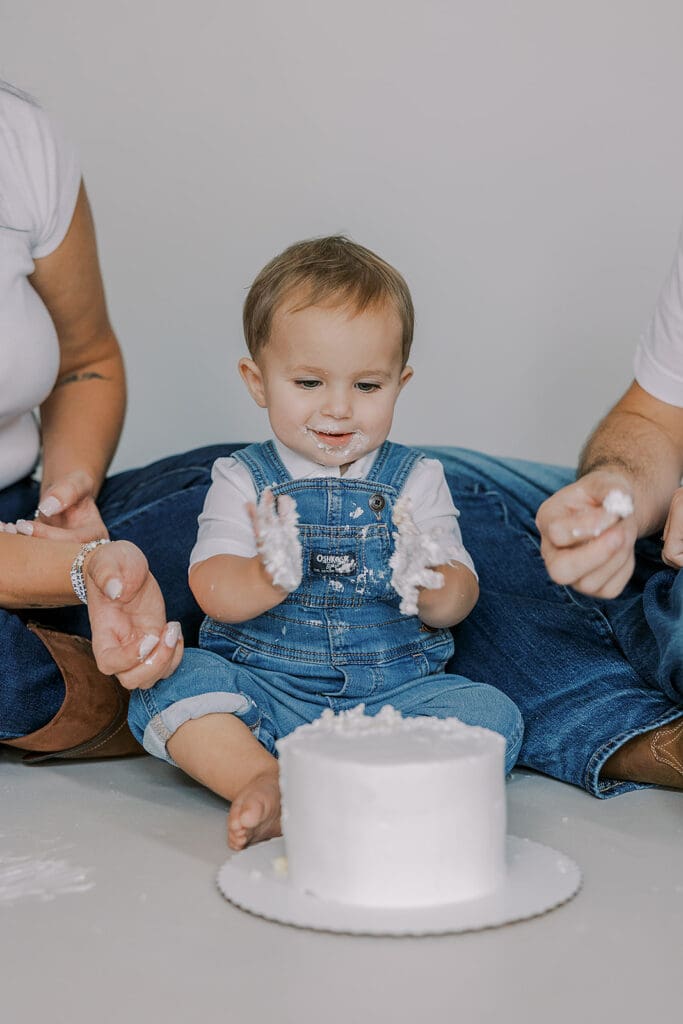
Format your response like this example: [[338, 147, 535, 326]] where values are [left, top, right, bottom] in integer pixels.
[[227, 771, 282, 851]]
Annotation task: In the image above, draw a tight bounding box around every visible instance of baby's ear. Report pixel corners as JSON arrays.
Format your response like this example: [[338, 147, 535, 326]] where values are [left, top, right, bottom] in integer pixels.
[[398, 365, 414, 390], [238, 358, 267, 407]]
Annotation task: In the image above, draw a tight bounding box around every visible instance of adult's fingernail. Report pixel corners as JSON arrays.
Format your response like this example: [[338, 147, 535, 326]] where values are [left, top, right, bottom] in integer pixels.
[[38, 496, 62, 517], [16, 520, 34, 536], [164, 622, 182, 647], [105, 577, 123, 600], [138, 634, 160, 660]]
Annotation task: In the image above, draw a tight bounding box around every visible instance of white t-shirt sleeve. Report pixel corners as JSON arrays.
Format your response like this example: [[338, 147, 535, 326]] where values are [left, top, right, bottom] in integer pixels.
[[634, 223, 683, 406], [189, 457, 259, 568], [8, 99, 82, 259], [402, 458, 477, 578]]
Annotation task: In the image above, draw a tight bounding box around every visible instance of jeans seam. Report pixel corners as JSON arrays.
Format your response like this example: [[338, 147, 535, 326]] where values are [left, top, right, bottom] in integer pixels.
[[139, 684, 161, 721], [203, 632, 450, 666]]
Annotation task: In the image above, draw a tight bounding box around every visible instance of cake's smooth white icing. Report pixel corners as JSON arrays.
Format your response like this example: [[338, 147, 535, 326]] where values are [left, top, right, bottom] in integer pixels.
[[276, 705, 506, 908]]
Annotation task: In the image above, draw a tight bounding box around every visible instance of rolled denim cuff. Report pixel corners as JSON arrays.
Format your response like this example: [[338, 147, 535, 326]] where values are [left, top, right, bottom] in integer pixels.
[[585, 708, 683, 798], [142, 691, 258, 765]]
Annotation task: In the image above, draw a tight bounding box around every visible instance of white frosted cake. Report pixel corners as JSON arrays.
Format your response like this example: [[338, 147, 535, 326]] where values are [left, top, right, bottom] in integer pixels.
[[276, 705, 506, 908]]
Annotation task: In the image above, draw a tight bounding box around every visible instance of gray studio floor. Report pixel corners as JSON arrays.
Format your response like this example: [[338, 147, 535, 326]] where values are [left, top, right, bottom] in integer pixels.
[[1, 747, 681, 1024]]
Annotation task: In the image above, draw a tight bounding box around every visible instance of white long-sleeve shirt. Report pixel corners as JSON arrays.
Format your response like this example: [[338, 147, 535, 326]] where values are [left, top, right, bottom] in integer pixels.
[[190, 439, 476, 576]]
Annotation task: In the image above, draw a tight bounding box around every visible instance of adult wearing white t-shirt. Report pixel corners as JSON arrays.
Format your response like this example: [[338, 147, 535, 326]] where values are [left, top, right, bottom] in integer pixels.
[[0, 84, 229, 759], [536, 225, 683, 787]]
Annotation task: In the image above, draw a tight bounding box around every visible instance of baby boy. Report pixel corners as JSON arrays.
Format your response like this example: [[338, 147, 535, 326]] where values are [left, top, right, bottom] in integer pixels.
[[127, 236, 523, 849]]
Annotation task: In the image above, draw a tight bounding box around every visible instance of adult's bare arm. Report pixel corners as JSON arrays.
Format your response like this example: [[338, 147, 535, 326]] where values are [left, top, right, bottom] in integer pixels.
[[29, 182, 126, 537]]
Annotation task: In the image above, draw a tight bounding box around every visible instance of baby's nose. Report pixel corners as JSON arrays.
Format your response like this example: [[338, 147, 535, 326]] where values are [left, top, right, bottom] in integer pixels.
[[322, 390, 353, 418]]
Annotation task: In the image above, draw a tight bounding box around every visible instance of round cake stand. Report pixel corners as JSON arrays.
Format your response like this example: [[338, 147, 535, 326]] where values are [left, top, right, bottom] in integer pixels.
[[216, 835, 581, 936]]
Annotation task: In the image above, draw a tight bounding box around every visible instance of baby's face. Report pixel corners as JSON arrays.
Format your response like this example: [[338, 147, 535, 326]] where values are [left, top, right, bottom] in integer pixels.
[[240, 298, 412, 468]]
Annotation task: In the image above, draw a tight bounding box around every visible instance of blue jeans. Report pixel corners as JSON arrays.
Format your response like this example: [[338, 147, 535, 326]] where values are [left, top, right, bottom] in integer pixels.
[[127, 647, 525, 774], [421, 447, 683, 798], [0, 444, 246, 739], [7, 443, 682, 798]]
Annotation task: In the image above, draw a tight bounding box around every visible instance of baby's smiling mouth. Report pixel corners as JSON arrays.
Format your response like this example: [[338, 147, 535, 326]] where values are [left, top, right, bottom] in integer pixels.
[[311, 429, 356, 447]]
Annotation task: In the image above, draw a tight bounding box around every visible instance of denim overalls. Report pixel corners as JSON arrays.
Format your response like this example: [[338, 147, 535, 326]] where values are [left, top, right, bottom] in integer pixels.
[[128, 441, 524, 772]]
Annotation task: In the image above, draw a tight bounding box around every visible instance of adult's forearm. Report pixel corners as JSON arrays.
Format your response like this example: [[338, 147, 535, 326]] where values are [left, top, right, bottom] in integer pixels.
[[578, 409, 683, 536], [0, 535, 83, 608], [39, 344, 126, 496]]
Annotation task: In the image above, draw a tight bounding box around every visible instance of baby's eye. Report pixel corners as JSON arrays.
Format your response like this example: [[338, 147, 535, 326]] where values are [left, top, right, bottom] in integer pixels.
[[295, 379, 322, 389], [355, 382, 381, 393]]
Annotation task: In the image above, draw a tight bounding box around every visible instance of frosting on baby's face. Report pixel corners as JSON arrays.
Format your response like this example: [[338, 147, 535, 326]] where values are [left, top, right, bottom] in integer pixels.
[[239, 296, 412, 470]]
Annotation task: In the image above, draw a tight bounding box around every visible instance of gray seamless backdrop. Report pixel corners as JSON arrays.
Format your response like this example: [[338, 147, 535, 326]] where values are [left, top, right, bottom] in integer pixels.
[[4, 0, 683, 470]]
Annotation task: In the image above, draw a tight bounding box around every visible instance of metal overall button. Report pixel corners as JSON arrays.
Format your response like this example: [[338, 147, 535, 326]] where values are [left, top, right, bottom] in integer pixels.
[[368, 493, 385, 512]]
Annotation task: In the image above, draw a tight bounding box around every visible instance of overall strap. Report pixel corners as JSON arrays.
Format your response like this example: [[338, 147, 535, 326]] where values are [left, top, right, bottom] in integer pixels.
[[368, 441, 422, 494], [231, 441, 291, 495]]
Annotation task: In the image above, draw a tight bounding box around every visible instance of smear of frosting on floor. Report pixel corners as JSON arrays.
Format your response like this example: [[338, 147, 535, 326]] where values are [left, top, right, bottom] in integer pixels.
[[0, 846, 94, 905]]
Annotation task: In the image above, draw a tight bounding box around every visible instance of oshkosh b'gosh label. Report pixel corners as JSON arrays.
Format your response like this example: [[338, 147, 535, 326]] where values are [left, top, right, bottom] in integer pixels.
[[309, 551, 357, 575]]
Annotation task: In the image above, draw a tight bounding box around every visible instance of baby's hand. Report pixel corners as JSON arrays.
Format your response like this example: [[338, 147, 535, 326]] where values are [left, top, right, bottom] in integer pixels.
[[247, 488, 303, 593], [389, 497, 461, 616]]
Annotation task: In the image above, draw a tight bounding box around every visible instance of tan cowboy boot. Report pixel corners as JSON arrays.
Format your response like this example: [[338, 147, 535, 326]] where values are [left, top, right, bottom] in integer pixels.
[[2, 622, 144, 763], [602, 719, 683, 788]]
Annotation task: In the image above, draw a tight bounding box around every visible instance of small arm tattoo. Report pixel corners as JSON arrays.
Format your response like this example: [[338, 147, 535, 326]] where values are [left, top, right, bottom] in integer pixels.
[[56, 371, 109, 388]]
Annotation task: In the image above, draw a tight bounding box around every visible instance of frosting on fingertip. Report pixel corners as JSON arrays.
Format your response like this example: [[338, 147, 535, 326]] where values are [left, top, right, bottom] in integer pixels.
[[138, 634, 160, 661], [104, 578, 123, 600], [164, 622, 182, 647], [602, 489, 634, 519]]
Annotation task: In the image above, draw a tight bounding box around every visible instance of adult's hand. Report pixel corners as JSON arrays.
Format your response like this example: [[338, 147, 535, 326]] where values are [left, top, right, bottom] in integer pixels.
[[35, 469, 108, 540], [662, 487, 683, 568], [3, 470, 108, 542], [85, 540, 183, 690], [536, 470, 638, 598]]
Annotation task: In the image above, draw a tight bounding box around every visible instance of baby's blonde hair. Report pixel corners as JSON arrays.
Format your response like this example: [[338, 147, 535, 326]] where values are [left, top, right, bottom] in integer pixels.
[[243, 235, 414, 365]]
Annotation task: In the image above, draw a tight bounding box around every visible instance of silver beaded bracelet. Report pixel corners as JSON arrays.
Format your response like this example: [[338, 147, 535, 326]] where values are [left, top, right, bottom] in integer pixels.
[[70, 538, 110, 605]]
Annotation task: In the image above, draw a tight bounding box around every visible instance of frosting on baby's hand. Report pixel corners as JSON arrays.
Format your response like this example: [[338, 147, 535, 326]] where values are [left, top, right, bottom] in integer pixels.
[[253, 489, 303, 593], [389, 496, 461, 616]]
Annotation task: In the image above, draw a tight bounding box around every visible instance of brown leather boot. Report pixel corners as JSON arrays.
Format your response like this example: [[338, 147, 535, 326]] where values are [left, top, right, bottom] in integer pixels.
[[601, 718, 683, 788], [2, 622, 144, 763]]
